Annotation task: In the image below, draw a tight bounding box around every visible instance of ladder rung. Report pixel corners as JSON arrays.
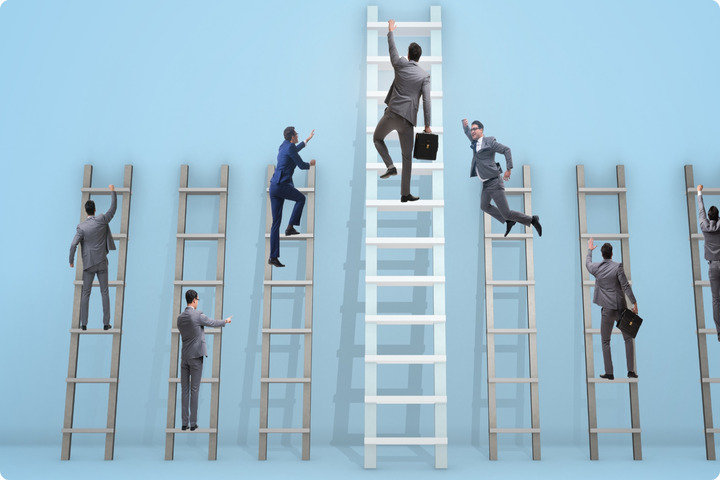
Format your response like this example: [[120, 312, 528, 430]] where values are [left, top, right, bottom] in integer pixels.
[[70, 328, 120, 334], [490, 428, 540, 434], [366, 200, 444, 211], [706, 428, 720, 433], [588, 378, 638, 383], [691, 233, 704, 240], [171, 327, 221, 334], [366, 237, 444, 248], [487, 328, 536, 334], [365, 315, 446, 325], [62, 428, 114, 433], [699, 328, 719, 334], [264, 233, 314, 240], [81, 188, 130, 194], [259, 428, 310, 434], [166, 428, 217, 433], [486, 280, 534, 287], [178, 187, 227, 195], [365, 355, 446, 364], [168, 378, 218, 384], [578, 187, 627, 194], [580, 233, 629, 239], [262, 328, 312, 334], [366, 125, 443, 135], [485, 233, 533, 239], [261, 378, 311, 383], [174, 280, 223, 286], [365, 437, 448, 445], [590, 428, 641, 433], [365, 395, 447, 404], [689, 187, 720, 194], [177, 233, 224, 240], [702, 378, 720, 383], [366, 21, 441, 36], [585, 328, 623, 335], [264, 280, 313, 287], [488, 378, 538, 384], [73, 280, 124, 287], [366, 163, 444, 175], [112, 233, 127, 240], [66, 378, 118, 383], [695, 280, 711, 287], [366, 275, 445, 286], [265, 187, 314, 194], [503, 187, 532, 194]]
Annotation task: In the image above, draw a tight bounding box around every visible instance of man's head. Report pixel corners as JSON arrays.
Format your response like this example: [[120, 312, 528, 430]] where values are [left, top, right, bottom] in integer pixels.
[[408, 42, 422, 62], [710, 206, 719, 222], [601, 243, 613, 260], [84, 200, 96, 216], [284, 126, 299, 144], [185, 289, 199, 307], [470, 120, 484, 141]]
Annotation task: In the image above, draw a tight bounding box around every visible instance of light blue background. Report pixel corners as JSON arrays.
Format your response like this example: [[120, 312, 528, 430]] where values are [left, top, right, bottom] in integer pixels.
[[2, 0, 720, 477]]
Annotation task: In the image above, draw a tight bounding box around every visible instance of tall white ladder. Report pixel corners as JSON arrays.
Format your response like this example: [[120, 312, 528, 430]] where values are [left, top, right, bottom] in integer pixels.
[[258, 164, 316, 460], [364, 5, 448, 469], [165, 164, 228, 460], [576, 164, 641, 460], [483, 165, 540, 460], [62, 164, 133, 460], [684, 164, 718, 460]]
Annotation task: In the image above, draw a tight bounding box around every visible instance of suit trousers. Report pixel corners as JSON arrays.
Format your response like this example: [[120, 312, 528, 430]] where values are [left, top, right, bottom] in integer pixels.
[[600, 307, 634, 375], [373, 108, 414, 196], [269, 182, 306, 259], [481, 177, 532, 225], [80, 259, 110, 327], [709, 261, 720, 339], [181, 356, 204, 427]]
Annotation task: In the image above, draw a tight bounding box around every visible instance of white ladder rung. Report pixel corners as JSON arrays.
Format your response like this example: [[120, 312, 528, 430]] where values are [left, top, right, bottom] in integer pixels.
[[177, 233, 224, 240], [366, 56, 442, 70], [578, 187, 627, 194], [261, 378, 311, 383], [260, 428, 310, 434], [365, 395, 447, 404], [168, 378, 218, 384], [366, 315, 446, 325], [366, 163, 444, 175], [580, 233, 629, 239], [66, 378, 117, 383], [486, 280, 535, 287], [366, 275, 445, 286], [262, 328, 312, 334], [366, 21, 441, 36], [485, 233, 533, 239], [366, 355, 446, 364], [62, 428, 114, 434], [585, 328, 623, 335], [173, 280, 223, 286], [81, 188, 130, 194], [178, 187, 227, 195], [264, 280, 313, 287], [366, 237, 444, 248], [487, 328, 536, 334], [503, 187, 532, 194], [488, 378, 538, 384], [699, 328, 719, 334], [364, 437, 448, 446], [590, 428, 641, 434], [588, 378, 638, 384], [171, 328, 221, 334], [695, 280, 711, 287], [366, 200, 444, 211], [73, 280, 124, 287], [166, 428, 217, 434], [701, 378, 720, 383], [264, 233, 314, 240], [69, 328, 120, 334], [490, 428, 540, 434]]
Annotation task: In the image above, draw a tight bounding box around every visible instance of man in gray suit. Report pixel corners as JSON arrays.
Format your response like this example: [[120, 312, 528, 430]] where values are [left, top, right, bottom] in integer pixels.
[[586, 238, 639, 380], [177, 289, 231, 430], [462, 119, 542, 237], [697, 185, 720, 341], [69, 184, 117, 330], [374, 19, 432, 202]]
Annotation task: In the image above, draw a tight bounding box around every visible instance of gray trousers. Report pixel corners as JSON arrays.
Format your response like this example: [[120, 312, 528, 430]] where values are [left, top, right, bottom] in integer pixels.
[[709, 261, 720, 338], [181, 356, 204, 427], [373, 108, 414, 196], [481, 177, 532, 225], [600, 307, 634, 375], [80, 259, 110, 327]]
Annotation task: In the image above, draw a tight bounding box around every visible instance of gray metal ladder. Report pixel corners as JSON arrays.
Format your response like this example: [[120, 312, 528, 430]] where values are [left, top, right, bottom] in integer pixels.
[[165, 164, 229, 460], [62, 164, 133, 461], [259, 164, 316, 460], [576, 164, 641, 460], [483, 165, 540, 460], [684, 164, 718, 460]]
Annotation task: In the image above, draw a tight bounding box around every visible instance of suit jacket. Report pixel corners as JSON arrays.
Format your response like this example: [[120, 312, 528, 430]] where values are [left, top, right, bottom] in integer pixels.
[[698, 194, 720, 261], [586, 249, 636, 310], [69, 191, 117, 269], [177, 306, 226, 360], [270, 140, 309, 186], [463, 126, 513, 179], [384, 31, 431, 127]]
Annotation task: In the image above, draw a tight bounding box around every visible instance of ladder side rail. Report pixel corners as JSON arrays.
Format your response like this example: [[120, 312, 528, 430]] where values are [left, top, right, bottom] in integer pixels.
[[302, 165, 316, 460], [484, 211, 498, 460], [259, 165, 274, 460]]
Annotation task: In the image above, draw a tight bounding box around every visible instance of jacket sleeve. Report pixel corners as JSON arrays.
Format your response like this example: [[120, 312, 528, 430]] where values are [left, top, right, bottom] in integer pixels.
[[288, 143, 311, 170], [585, 249, 597, 275], [617, 264, 636, 305], [198, 312, 226, 328], [69, 226, 83, 265], [463, 123, 473, 142], [100, 191, 117, 223], [699, 194, 710, 232], [388, 31, 400, 66], [422, 75, 431, 127], [491, 139, 513, 171]]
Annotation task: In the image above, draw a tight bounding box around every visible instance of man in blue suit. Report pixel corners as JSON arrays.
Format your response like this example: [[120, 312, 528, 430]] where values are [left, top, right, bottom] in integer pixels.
[[269, 126, 316, 267]]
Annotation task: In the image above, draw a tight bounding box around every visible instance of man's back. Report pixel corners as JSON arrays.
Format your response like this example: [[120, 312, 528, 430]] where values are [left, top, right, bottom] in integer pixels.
[[271, 140, 308, 186], [699, 195, 720, 261], [177, 306, 225, 360], [384, 31, 431, 127], [586, 251, 636, 310], [70, 192, 116, 268]]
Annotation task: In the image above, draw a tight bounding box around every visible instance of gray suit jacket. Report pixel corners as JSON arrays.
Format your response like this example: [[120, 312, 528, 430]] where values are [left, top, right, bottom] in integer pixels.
[[586, 250, 636, 310], [177, 306, 226, 360], [463, 126, 513, 179], [698, 194, 720, 261], [69, 191, 117, 269], [384, 31, 431, 127]]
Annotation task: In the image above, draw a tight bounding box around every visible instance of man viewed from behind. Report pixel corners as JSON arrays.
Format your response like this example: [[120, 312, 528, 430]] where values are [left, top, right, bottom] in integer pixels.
[[697, 184, 720, 341]]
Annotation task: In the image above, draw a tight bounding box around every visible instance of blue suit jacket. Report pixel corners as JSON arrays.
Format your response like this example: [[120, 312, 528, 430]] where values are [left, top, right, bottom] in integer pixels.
[[270, 140, 310, 186]]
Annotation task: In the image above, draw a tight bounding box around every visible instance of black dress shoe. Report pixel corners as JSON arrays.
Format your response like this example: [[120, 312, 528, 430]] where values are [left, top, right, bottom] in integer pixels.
[[599, 373, 614, 380], [81, 325, 87, 331], [104, 325, 112, 331], [190, 425, 198, 431], [400, 194, 419, 202], [627, 371, 638, 378], [285, 226, 299, 236], [380, 166, 397, 179], [504, 220, 516, 237], [531, 215, 542, 237], [181, 425, 188, 431], [268, 257, 285, 268]]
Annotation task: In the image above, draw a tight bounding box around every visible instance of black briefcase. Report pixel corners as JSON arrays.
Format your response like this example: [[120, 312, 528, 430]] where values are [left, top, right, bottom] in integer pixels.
[[413, 133, 438, 160], [616, 309, 643, 338]]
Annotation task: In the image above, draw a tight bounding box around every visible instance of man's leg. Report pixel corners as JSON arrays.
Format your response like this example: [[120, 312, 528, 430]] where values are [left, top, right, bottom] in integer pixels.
[[396, 119, 415, 197], [488, 179, 532, 226], [285, 186, 306, 228], [188, 357, 203, 427], [79, 266, 95, 328], [269, 186, 284, 259], [709, 261, 720, 340], [622, 329, 635, 373], [373, 109, 398, 169], [96, 260, 111, 327], [600, 307, 617, 375], [480, 179, 509, 224], [180, 358, 191, 427]]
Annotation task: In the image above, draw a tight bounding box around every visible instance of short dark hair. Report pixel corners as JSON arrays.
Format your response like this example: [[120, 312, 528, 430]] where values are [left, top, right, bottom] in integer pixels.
[[185, 289, 198, 304], [472, 120, 484, 130], [408, 42, 422, 62], [601, 243, 613, 260], [85, 200, 95, 215], [710, 206, 719, 222], [283, 126, 297, 141]]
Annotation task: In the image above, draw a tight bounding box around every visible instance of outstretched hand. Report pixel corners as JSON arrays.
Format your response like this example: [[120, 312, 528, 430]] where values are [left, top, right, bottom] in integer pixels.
[[225, 315, 233, 324], [462, 118, 468, 128], [388, 19, 396, 32], [306, 129, 315, 143], [588, 238, 596, 251]]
